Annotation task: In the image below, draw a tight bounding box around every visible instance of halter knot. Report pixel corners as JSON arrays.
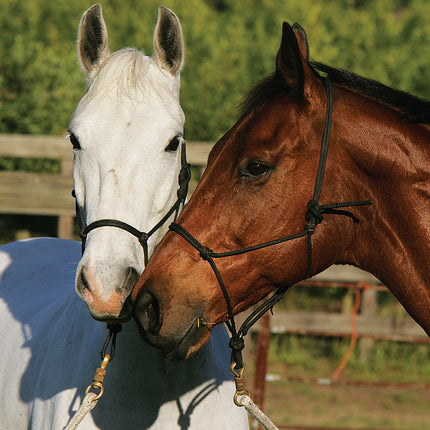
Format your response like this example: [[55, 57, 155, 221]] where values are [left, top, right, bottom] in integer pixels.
[[306, 199, 323, 224], [138, 232, 149, 246], [229, 336, 245, 368], [199, 247, 213, 261], [229, 336, 245, 352], [304, 223, 316, 235], [106, 323, 122, 334]]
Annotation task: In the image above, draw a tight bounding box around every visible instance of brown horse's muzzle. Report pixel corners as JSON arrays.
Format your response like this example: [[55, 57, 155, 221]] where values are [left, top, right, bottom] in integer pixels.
[[131, 246, 215, 359], [133, 287, 212, 359]]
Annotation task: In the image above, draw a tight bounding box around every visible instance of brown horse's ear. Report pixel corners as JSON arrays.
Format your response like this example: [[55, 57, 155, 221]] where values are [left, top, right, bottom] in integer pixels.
[[276, 22, 304, 100], [78, 4, 110, 77], [276, 22, 316, 101], [292, 23, 310, 61]]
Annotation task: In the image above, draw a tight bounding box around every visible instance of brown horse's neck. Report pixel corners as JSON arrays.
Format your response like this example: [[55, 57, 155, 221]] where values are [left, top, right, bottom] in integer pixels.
[[337, 91, 430, 332]]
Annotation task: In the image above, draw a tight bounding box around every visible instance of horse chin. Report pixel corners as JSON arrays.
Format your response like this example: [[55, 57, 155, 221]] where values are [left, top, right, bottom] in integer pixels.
[[136, 318, 212, 360], [165, 320, 212, 360]]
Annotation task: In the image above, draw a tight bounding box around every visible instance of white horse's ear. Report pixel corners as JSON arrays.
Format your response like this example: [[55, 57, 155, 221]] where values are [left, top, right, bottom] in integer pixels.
[[78, 4, 110, 75], [153, 6, 184, 76]]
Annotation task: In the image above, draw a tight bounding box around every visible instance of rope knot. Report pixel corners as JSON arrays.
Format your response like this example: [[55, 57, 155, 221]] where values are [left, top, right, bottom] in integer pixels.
[[178, 415, 191, 429], [304, 223, 316, 235], [306, 199, 323, 224], [199, 247, 213, 261], [106, 323, 122, 334], [229, 336, 245, 369], [229, 336, 245, 352], [138, 232, 149, 247]]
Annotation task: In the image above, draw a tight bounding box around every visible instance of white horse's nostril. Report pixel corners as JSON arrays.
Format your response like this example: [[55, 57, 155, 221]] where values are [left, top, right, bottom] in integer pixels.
[[80, 268, 90, 290], [75, 266, 92, 301]]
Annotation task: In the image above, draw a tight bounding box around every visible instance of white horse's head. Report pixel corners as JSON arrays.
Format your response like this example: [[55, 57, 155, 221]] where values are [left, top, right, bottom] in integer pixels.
[[68, 4, 185, 322]]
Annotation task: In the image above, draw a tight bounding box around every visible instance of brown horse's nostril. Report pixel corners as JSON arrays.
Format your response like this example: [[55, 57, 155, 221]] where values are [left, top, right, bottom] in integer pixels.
[[134, 292, 161, 334]]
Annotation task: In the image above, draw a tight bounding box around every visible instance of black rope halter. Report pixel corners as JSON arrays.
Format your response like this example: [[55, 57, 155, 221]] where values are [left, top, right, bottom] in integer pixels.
[[169, 78, 372, 368], [73, 138, 191, 264]]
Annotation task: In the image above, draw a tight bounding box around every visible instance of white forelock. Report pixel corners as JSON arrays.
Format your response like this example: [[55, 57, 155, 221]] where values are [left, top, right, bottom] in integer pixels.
[[77, 48, 179, 112]]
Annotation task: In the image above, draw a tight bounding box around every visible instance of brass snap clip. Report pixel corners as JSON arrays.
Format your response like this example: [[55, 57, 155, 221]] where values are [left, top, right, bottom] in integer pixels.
[[85, 354, 111, 401], [230, 362, 251, 407]]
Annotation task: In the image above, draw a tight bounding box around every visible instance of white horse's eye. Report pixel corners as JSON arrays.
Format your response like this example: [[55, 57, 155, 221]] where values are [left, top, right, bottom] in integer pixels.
[[69, 132, 81, 150], [165, 135, 181, 153]]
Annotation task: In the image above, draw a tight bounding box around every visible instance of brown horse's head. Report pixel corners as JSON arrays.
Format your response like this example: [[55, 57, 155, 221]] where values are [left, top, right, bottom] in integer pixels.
[[131, 21, 428, 359]]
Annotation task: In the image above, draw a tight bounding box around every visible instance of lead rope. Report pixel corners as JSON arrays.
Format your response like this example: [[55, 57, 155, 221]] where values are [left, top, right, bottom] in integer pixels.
[[230, 364, 279, 430], [238, 396, 279, 430], [63, 324, 121, 430]]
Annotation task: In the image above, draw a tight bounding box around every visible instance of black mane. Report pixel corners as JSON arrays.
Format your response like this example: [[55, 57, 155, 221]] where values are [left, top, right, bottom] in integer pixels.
[[240, 62, 430, 125]]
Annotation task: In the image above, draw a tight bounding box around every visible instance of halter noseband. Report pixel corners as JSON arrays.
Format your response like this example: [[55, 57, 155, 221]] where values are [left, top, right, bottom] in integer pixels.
[[169, 78, 372, 368], [73, 138, 191, 265]]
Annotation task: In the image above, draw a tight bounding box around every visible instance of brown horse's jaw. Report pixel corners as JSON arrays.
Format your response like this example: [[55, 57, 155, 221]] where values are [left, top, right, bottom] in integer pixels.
[[133, 306, 212, 360], [165, 319, 212, 360]]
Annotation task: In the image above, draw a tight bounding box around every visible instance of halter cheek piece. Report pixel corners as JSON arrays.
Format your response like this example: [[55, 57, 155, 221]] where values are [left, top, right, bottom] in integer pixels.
[[73, 138, 191, 265], [169, 78, 372, 368]]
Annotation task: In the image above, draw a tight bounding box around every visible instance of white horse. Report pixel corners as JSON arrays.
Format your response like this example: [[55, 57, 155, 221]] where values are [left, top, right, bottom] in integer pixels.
[[0, 5, 248, 430]]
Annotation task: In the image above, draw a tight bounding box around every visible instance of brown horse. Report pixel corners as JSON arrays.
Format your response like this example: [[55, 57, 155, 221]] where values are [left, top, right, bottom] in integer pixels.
[[131, 21, 430, 361]]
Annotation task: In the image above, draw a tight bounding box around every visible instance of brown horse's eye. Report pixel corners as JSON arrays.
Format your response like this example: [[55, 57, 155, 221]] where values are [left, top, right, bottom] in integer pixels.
[[242, 161, 271, 178]]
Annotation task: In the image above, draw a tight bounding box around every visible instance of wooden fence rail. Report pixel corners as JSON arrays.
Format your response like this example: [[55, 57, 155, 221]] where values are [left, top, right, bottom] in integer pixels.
[[0, 134, 214, 239]]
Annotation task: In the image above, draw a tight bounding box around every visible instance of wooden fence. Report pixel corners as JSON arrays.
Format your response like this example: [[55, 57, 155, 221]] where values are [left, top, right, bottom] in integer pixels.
[[0, 134, 213, 240], [270, 269, 429, 343]]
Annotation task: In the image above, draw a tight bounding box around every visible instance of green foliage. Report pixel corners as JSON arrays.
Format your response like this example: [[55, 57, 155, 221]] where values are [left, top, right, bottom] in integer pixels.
[[0, 0, 86, 135], [0, 0, 429, 141]]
